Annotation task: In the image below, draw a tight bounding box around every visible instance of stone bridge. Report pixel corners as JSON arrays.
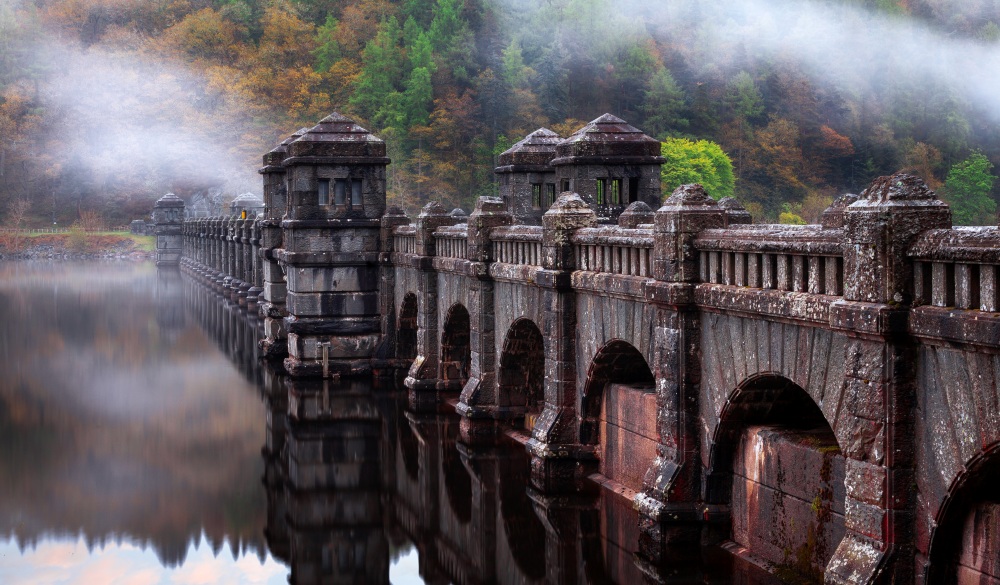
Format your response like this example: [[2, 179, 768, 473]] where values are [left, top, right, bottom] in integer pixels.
[[154, 113, 1000, 584]]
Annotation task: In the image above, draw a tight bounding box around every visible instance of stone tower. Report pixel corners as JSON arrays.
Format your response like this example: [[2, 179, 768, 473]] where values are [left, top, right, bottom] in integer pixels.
[[276, 113, 389, 377], [551, 114, 665, 224], [495, 128, 561, 225]]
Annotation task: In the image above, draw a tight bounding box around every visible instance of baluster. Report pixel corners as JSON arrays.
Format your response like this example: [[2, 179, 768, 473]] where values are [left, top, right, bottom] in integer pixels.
[[931, 262, 953, 307], [808, 257, 825, 294], [762, 254, 775, 289], [734, 253, 746, 286], [955, 264, 980, 310], [792, 255, 806, 292], [981, 265, 998, 312]]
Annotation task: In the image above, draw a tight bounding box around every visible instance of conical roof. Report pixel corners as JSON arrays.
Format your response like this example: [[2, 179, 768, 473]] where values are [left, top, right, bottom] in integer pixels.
[[285, 112, 387, 160], [497, 128, 561, 168], [553, 113, 663, 163]]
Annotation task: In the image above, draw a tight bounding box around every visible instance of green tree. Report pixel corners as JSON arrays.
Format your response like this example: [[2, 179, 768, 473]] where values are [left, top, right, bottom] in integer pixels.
[[312, 15, 340, 73], [642, 67, 686, 139], [943, 152, 996, 225], [349, 16, 404, 122], [660, 138, 735, 200], [725, 71, 764, 124]]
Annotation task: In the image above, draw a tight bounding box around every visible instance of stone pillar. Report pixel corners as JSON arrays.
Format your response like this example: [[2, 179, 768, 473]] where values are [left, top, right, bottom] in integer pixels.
[[277, 113, 388, 379], [526, 193, 596, 491], [825, 173, 950, 585], [456, 197, 513, 441], [153, 193, 184, 267], [638, 184, 725, 559], [404, 202, 460, 403], [372, 206, 410, 374]]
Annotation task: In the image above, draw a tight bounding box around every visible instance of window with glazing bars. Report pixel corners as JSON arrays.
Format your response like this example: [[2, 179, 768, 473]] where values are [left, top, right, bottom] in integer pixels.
[[318, 179, 331, 205], [609, 178, 621, 205], [531, 183, 542, 209]]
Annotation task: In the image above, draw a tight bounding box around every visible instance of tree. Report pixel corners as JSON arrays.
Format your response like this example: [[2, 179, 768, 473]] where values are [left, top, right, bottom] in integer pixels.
[[642, 67, 686, 139], [725, 71, 764, 124], [905, 142, 943, 189], [943, 152, 996, 226], [660, 138, 735, 200], [349, 16, 405, 122]]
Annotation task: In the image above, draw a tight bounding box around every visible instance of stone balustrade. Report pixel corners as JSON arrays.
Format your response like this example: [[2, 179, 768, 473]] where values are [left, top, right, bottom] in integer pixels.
[[909, 226, 1000, 311], [393, 225, 417, 256], [177, 215, 264, 308], [491, 226, 543, 266], [695, 224, 845, 296], [433, 224, 469, 260], [572, 226, 653, 277]]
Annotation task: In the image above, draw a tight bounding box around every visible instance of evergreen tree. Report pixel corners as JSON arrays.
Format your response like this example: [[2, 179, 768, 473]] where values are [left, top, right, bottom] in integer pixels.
[[943, 152, 996, 225], [642, 67, 687, 139]]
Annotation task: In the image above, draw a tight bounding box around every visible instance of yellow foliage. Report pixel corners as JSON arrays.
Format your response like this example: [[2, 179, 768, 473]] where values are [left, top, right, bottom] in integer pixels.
[[159, 8, 244, 65]]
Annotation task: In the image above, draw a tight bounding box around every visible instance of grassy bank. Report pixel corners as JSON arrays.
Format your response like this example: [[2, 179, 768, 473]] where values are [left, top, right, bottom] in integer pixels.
[[0, 230, 156, 258]]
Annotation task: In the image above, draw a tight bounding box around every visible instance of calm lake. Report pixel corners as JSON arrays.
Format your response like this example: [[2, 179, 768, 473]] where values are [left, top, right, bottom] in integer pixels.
[[0, 261, 776, 584]]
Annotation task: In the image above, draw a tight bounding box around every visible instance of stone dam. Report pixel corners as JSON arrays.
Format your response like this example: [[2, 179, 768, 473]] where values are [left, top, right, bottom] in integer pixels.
[[153, 112, 1000, 584]]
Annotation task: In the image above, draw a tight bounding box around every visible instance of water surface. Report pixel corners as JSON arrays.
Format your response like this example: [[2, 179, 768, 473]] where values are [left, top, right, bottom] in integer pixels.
[[0, 261, 777, 584]]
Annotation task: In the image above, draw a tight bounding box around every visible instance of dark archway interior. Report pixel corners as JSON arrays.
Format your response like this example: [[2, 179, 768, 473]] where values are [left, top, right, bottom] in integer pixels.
[[397, 293, 418, 362], [440, 304, 471, 389], [928, 442, 1000, 585], [707, 376, 843, 584], [498, 319, 545, 430], [706, 376, 832, 503], [580, 340, 655, 446]]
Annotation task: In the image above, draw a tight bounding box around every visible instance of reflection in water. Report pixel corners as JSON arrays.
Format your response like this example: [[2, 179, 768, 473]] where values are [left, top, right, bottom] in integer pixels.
[[0, 261, 781, 584], [0, 262, 270, 575]]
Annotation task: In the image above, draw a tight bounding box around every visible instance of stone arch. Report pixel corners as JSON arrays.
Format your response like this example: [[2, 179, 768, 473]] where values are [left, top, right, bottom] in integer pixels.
[[397, 293, 418, 362], [926, 441, 1000, 584], [439, 304, 471, 391], [707, 374, 845, 583], [580, 340, 656, 491], [497, 318, 545, 431]]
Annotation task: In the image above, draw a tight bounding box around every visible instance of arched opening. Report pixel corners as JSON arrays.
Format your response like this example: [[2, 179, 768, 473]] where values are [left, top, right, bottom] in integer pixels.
[[439, 304, 471, 391], [397, 293, 418, 363], [581, 340, 656, 492], [708, 375, 844, 584], [497, 319, 545, 432], [927, 441, 1000, 585]]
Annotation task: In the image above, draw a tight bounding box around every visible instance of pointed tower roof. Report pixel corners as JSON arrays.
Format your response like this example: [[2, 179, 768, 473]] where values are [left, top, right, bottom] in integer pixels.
[[285, 112, 388, 162], [497, 128, 562, 169], [553, 113, 664, 164]]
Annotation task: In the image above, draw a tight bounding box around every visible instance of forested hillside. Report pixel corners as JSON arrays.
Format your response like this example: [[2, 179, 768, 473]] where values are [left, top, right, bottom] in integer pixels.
[[1, 0, 998, 226]]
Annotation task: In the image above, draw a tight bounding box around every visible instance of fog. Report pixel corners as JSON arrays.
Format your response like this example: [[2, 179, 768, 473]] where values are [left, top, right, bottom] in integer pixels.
[[3, 6, 264, 209], [503, 0, 1000, 121]]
